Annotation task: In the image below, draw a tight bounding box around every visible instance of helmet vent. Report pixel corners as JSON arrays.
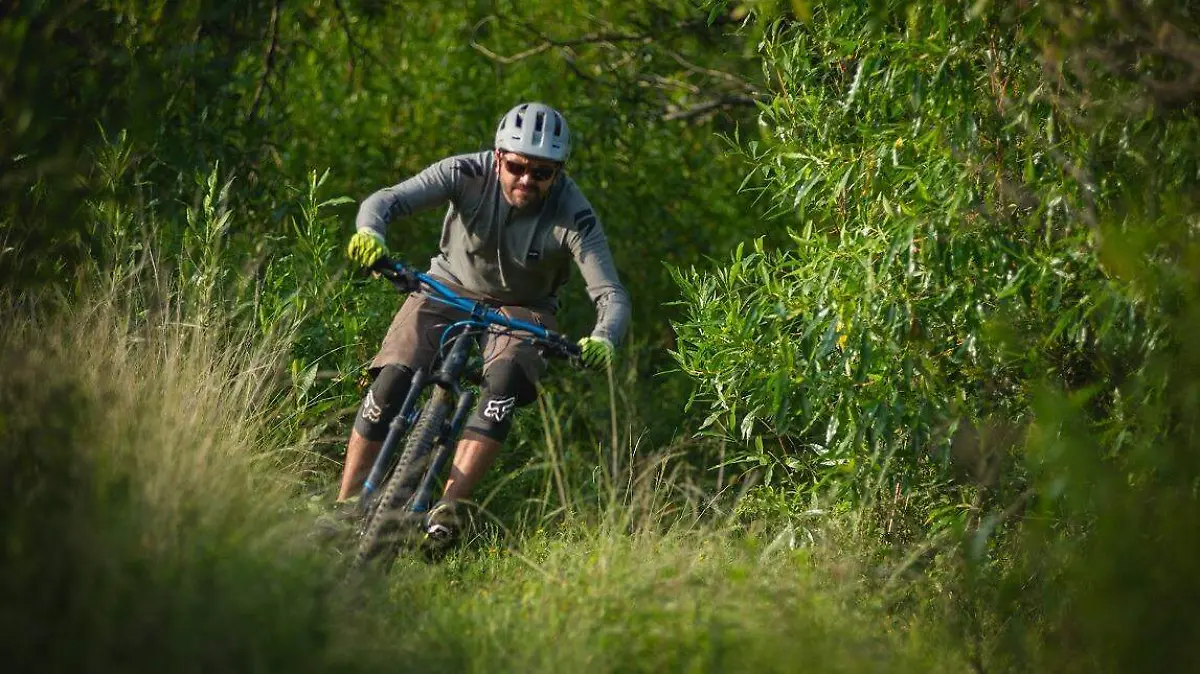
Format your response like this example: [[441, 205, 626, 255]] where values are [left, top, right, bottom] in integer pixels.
[[534, 111, 545, 133]]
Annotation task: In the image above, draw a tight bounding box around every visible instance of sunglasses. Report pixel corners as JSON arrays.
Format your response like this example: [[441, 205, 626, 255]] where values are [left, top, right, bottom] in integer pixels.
[[502, 158, 557, 182]]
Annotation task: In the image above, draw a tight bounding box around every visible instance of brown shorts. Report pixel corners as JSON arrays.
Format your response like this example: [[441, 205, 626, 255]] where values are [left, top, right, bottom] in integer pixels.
[[369, 278, 556, 441], [370, 280, 556, 382]]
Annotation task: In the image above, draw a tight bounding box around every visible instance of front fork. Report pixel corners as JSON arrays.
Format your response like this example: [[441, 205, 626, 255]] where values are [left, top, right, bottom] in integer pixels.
[[361, 367, 427, 502], [410, 328, 479, 512], [362, 329, 477, 512], [410, 388, 476, 514]]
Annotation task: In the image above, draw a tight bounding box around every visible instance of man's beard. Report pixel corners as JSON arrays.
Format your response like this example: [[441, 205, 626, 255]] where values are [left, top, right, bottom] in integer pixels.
[[508, 185, 543, 210]]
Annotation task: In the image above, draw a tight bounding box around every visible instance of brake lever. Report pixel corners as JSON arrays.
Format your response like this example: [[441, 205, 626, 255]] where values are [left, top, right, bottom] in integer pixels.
[[553, 339, 584, 368]]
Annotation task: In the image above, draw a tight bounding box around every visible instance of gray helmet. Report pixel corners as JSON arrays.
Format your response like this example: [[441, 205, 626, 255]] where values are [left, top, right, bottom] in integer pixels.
[[494, 102, 570, 163]]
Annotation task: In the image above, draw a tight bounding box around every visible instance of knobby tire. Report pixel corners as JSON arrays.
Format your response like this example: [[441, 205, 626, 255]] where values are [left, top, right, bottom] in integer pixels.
[[353, 385, 452, 572]]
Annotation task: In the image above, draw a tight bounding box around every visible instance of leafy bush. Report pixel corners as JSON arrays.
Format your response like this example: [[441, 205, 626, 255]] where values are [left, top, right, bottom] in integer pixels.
[[673, 1, 1200, 525]]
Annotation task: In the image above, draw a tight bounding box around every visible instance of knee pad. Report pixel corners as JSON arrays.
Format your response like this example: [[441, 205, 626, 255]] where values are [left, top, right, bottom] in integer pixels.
[[463, 359, 538, 442], [353, 364, 414, 441]]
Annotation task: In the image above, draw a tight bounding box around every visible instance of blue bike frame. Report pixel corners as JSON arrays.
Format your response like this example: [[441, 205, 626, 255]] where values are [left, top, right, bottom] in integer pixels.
[[359, 258, 573, 506], [414, 268, 556, 343]]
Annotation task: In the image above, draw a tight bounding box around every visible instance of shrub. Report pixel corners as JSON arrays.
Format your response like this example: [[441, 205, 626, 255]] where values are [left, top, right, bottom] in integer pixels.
[[673, 1, 1200, 528]]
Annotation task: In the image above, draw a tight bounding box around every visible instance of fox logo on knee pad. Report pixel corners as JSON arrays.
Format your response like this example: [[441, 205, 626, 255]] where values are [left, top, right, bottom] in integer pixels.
[[482, 396, 517, 423], [361, 390, 384, 423]]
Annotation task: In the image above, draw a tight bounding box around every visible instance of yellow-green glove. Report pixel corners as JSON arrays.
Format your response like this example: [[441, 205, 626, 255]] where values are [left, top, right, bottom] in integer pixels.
[[346, 230, 388, 268], [577, 336, 614, 370]]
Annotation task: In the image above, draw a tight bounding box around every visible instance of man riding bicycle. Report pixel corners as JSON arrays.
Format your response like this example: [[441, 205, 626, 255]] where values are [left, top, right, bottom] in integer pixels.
[[339, 102, 631, 545]]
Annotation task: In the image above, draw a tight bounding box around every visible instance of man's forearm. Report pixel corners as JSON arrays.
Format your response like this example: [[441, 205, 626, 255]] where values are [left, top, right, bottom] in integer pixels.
[[591, 286, 631, 345]]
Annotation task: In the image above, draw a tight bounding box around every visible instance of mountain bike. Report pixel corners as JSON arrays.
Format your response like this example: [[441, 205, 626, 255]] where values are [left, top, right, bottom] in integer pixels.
[[351, 257, 581, 571]]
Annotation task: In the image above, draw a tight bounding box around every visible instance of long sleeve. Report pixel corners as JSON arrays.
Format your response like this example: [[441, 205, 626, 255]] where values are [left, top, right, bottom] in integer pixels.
[[355, 156, 465, 237], [567, 212, 631, 346]]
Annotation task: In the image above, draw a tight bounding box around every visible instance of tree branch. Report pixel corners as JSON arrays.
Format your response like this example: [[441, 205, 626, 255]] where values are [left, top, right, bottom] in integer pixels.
[[662, 94, 762, 121], [470, 12, 765, 122], [639, 73, 703, 95], [664, 47, 761, 95], [332, 0, 358, 80], [311, 3, 406, 92], [246, 0, 282, 124], [470, 15, 653, 64]]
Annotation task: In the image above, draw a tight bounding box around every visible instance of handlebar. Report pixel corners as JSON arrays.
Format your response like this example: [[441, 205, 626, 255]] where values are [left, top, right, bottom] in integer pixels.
[[371, 257, 582, 361]]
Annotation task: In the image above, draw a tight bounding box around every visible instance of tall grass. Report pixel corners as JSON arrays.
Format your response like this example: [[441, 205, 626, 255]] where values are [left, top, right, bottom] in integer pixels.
[[380, 523, 963, 673], [0, 273, 392, 671], [0, 264, 967, 672]]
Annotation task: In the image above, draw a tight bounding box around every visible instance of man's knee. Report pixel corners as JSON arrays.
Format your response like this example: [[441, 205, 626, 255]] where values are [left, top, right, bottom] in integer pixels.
[[352, 364, 414, 441], [463, 359, 538, 442]]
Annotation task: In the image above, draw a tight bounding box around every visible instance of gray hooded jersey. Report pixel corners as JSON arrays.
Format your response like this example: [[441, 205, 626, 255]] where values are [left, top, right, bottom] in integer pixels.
[[355, 151, 631, 345]]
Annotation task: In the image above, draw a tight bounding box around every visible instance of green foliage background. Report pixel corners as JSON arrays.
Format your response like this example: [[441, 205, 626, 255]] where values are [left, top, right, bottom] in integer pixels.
[[2, 0, 771, 482], [672, 1, 1200, 669], [3, 0, 1200, 672]]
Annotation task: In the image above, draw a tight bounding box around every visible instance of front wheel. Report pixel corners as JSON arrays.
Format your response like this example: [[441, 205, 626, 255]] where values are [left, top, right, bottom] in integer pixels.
[[352, 385, 453, 572]]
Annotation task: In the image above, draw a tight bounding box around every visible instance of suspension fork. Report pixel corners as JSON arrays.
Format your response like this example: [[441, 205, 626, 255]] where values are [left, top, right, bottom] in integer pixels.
[[410, 387, 476, 514], [407, 328, 476, 512], [362, 367, 427, 500]]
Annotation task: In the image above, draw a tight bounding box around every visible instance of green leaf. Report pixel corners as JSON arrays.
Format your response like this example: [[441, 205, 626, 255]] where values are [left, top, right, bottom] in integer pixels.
[[318, 196, 355, 208]]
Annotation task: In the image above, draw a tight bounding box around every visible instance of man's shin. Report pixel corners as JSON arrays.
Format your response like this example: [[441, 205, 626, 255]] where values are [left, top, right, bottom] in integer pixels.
[[338, 428, 383, 501], [441, 434, 502, 502]]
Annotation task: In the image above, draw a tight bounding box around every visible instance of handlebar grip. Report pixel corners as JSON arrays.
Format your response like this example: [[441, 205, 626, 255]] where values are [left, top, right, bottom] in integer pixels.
[[371, 257, 420, 291], [370, 256, 399, 274]]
